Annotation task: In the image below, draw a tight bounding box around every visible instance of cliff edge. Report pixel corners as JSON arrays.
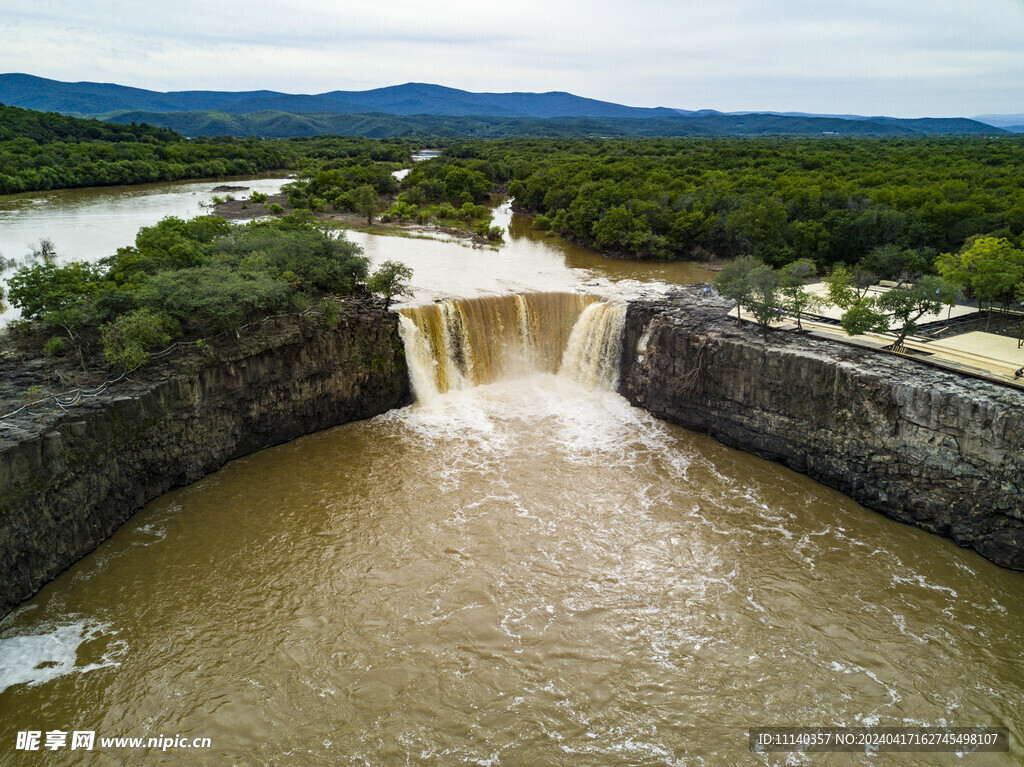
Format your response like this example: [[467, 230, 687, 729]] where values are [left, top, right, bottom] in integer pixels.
[[621, 288, 1024, 568], [0, 299, 410, 616]]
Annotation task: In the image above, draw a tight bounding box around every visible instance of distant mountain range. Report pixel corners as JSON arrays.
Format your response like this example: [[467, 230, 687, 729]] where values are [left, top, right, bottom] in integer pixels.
[[0, 73, 679, 119], [971, 113, 1024, 132], [0, 73, 1013, 138], [86, 110, 1008, 140]]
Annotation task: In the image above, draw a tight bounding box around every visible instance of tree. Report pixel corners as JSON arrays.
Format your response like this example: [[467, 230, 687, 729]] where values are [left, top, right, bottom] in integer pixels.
[[968, 241, 1024, 318], [827, 265, 890, 336], [876, 276, 958, 351], [367, 261, 413, 308], [714, 255, 762, 321], [591, 205, 651, 255], [1017, 283, 1024, 346], [826, 264, 876, 309], [779, 258, 822, 330], [30, 238, 57, 264], [937, 236, 1024, 327], [7, 261, 104, 331], [861, 244, 927, 286], [725, 194, 787, 261], [840, 298, 890, 337], [353, 185, 378, 226], [745, 264, 785, 337]]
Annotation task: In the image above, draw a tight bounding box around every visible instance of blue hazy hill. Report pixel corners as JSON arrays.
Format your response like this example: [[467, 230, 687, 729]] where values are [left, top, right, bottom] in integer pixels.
[[0, 74, 680, 119], [0, 73, 1007, 137]]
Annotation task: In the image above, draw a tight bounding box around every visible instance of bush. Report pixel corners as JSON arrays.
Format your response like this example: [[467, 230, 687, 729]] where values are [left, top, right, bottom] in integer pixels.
[[268, 203, 284, 214], [436, 203, 458, 220], [135, 265, 288, 333], [321, 300, 341, 329], [213, 223, 369, 295], [43, 336, 68, 357], [476, 224, 503, 241], [101, 309, 180, 370]]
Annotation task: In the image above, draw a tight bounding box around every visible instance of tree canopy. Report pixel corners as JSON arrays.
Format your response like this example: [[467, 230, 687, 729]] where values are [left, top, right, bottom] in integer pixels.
[[5, 215, 384, 369]]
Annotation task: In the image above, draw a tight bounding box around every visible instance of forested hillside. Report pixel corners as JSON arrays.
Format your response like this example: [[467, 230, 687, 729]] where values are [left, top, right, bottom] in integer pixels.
[[0, 104, 413, 194], [1, 75, 1005, 139], [98, 109, 1003, 140]]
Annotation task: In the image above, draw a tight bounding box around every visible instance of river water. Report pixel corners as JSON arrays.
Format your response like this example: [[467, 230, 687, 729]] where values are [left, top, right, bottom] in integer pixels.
[[1, 181, 1022, 766]]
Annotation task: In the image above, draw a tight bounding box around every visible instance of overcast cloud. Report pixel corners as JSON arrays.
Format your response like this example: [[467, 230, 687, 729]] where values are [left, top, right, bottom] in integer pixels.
[[1, 0, 1022, 116]]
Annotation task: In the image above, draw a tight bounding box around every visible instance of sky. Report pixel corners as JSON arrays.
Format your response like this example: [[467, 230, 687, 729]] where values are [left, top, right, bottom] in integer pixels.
[[1, 0, 1023, 118]]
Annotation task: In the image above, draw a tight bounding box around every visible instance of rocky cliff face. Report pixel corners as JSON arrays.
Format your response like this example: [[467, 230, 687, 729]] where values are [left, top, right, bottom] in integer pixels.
[[620, 288, 1024, 569], [0, 299, 410, 615]]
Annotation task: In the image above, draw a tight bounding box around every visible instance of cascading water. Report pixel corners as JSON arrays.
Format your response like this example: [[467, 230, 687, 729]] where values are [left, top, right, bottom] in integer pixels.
[[557, 300, 628, 391], [398, 293, 626, 401]]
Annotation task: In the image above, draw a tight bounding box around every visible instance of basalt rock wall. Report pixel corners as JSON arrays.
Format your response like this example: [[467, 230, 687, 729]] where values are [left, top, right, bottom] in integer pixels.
[[0, 300, 410, 616], [621, 288, 1024, 569]]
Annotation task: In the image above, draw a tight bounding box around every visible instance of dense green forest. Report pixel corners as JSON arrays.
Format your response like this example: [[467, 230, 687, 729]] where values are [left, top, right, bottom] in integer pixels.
[[4, 104, 1023, 279], [426, 137, 1024, 270], [0, 104, 416, 194]]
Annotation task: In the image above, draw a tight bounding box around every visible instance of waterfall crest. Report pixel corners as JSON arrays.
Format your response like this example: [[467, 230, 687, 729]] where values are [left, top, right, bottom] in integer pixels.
[[558, 300, 628, 391], [398, 293, 626, 402]]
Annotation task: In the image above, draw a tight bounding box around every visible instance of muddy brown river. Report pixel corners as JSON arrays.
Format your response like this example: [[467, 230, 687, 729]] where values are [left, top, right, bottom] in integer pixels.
[[1, 182, 1022, 766]]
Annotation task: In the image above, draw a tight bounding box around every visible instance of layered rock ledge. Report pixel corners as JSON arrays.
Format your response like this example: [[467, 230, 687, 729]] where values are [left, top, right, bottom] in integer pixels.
[[621, 287, 1024, 569], [0, 300, 410, 616]]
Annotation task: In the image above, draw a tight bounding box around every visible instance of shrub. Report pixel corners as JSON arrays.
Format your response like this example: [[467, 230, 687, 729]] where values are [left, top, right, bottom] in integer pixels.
[[476, 224, 503, 241], [43, 336, 68, 357], [268, 203, 284, 214], [214, 223, 369, 295], [321, 300, 341, 329], [135, 265, 288, 333], [101, 309, 180, 370]]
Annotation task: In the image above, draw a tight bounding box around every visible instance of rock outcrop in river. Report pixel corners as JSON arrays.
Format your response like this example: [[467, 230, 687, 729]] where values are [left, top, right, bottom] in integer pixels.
[[620, 287, 1024, 569], [0, 299, 409, 616]]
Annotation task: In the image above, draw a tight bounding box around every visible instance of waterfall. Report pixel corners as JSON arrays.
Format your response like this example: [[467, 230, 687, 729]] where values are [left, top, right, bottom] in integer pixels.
[[398, 293, 626, 402], [558, 300, 628, 391]]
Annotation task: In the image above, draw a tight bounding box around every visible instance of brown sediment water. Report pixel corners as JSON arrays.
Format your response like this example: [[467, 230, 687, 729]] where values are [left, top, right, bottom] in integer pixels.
[[1, 292, 1022, 765], [397, 293, 609, 395]]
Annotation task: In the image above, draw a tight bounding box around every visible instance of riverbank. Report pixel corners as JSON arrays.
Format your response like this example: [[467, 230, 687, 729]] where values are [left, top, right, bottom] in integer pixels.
[[0, 298, 410, 616], [621, 286, 1024, 568], [212, 194, 501, 248]]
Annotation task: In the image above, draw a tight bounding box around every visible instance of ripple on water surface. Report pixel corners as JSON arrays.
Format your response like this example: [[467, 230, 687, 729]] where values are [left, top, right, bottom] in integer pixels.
[[1, 376, 1022, 765]]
